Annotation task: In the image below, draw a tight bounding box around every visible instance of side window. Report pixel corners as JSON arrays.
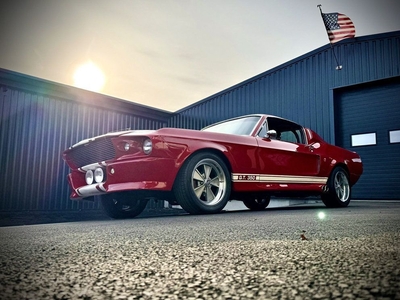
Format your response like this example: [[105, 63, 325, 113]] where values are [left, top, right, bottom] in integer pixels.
[[267, 117, 306, 144], [280, 131, 298, 143]]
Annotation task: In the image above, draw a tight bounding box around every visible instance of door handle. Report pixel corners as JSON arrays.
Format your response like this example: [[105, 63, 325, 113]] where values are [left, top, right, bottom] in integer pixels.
[[307, 142, 320, 152]]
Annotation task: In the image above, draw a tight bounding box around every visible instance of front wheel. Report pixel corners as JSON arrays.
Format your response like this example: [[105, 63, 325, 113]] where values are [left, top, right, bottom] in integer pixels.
[[321, 167, 351, 208], [243, 197, 271, 211], [100, 192, 148, 219], [174, 152, 231, 214]]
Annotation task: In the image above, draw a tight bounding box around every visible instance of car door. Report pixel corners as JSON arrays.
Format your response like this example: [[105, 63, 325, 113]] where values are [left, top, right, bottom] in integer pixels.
[[256, 117, 321, 177]]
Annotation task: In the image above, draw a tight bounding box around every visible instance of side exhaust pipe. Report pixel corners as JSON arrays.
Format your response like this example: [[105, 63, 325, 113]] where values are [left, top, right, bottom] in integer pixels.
[[321, 185, 329, 193]]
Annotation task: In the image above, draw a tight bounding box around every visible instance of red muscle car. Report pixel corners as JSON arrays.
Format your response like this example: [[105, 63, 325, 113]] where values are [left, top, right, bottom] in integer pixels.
[[63, 114, 363, 218]]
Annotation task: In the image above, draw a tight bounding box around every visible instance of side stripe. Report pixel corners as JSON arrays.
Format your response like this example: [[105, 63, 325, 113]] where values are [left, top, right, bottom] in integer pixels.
[[232, 173, 327, 184]]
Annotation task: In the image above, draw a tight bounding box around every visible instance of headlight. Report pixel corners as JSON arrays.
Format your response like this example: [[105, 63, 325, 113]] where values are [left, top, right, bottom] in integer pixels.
[[124, 142, 130, 151], [94, 168, 104, 183], [85, 170, 94, 185], [143, 138, 152, 154]]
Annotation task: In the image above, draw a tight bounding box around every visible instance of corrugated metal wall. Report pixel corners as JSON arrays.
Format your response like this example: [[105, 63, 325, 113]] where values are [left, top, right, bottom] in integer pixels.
[[169, 31, 400, 145], [0, 71, 170, 211]]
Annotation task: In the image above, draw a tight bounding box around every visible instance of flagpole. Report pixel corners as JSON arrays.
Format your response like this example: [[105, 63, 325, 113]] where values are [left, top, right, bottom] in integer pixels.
[[317, 4, 342, 70]]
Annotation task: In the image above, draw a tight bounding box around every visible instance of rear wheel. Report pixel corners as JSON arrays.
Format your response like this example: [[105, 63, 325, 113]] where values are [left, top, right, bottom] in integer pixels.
[[322, 167, 351, 208], [174, 152, 231, 214], [100, 192, 148, 219], [243, 197, 271, 211]]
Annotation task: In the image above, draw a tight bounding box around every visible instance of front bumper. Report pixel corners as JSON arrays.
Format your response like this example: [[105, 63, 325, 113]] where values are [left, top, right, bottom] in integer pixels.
[[67, 157, 178, 199]]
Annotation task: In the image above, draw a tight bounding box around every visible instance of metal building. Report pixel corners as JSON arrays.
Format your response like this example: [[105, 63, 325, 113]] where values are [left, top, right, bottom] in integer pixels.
[[0, 70, 171, 211], [169, 30, 400, 199]]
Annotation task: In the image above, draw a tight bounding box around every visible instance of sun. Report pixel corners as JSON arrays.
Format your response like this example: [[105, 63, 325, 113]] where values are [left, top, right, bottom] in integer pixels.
[[73, 61, 105, 92]]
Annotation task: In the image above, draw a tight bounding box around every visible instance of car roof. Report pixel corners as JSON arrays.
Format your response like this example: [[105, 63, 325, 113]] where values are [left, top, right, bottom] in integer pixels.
[[203, 114, 303, 129]]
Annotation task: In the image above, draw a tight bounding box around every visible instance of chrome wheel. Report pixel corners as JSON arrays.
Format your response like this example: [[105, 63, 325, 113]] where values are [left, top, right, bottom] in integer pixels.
[[174, 152, 231, 214], [334, 170, 350, 202], [192, 158, 227, 206], [321, 167, 351, 208]]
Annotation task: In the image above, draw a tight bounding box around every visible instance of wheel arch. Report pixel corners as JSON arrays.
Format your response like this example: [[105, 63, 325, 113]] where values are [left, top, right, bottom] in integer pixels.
[[330, 162, 351, 183], [172, 148, 233, 192], [332, 162, 349, 174], [175, 148, 233, 178]]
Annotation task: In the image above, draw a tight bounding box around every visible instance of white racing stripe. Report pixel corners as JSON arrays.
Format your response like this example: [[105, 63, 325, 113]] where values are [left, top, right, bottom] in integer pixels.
[[232, 173, 327, 184]]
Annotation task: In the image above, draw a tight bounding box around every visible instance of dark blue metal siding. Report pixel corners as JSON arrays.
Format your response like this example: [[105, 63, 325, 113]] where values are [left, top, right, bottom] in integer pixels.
[[169, 32, 400, 146], [169, 48, 336, 138], [0, 72, 170, 211]]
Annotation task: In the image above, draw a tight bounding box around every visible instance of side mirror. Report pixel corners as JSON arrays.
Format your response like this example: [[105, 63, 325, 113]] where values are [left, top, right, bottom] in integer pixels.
[[265, 130, 277, 139]]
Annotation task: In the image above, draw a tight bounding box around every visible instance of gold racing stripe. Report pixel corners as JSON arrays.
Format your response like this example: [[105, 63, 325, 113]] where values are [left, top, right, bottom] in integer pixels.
[[232, 173, 327, 184]]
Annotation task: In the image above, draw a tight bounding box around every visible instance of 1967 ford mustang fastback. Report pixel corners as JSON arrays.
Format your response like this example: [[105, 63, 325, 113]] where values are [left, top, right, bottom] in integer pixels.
[[63, 114, 363, 218]]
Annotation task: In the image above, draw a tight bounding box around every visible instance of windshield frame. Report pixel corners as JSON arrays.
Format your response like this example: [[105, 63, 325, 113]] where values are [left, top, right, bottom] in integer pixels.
[[201, 115, 262, 136]]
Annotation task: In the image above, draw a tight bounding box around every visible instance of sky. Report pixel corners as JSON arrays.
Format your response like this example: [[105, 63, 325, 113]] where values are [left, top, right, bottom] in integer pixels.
[[1, 0, 399, 112]]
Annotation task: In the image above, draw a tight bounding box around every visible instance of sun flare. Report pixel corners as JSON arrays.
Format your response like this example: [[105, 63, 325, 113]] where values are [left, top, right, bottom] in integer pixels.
[[73, 61, 105, 92]]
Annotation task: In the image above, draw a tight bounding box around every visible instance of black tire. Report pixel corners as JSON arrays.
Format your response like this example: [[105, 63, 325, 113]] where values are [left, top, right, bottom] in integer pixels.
[[100, 192, 148, 219], [174, 152, 231, 214], [321, 167, 351, 208], [243, 197, 271, 211]]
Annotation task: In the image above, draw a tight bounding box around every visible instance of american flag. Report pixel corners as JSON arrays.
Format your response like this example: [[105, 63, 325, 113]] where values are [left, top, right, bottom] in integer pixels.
[[322, 12, 356, 43]]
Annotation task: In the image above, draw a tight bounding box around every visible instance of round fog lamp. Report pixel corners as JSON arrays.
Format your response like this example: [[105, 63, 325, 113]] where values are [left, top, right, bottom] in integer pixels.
[[143, 138, 152, 154], [85, 170, 94, 185], [94, 168, 104, 183]]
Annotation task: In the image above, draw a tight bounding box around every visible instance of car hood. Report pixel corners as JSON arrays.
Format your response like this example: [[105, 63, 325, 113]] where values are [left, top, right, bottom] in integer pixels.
[[69, 127, 249, 149], [69, 130, 154, 148]]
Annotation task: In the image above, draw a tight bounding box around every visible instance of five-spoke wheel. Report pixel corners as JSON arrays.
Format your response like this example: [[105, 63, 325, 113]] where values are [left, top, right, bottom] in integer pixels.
[[322, 167, 351, 208], [174, 152, 231, 214]]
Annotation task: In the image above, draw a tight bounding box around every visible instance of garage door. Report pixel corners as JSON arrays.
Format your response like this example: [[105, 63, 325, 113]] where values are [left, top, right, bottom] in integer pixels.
[[334, 77, 400, 199]]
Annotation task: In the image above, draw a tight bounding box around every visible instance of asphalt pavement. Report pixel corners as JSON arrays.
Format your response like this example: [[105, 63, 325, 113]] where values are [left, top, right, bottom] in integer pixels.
[[0, 200, 399, 299]]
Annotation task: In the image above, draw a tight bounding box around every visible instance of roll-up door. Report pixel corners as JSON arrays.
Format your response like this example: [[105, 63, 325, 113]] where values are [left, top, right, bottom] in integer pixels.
[[334, 77, 400, 199]]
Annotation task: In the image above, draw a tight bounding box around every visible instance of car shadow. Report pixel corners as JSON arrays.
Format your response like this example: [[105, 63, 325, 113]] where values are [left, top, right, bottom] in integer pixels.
[[0, 200, 374, 227]]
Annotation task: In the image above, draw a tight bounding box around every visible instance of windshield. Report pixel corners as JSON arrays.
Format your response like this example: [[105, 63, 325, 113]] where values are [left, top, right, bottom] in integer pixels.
[[202, 116, 261, 136]]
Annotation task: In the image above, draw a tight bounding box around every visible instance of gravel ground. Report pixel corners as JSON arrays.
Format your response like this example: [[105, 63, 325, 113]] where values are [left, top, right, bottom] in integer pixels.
[[0, 201, 399, 299]]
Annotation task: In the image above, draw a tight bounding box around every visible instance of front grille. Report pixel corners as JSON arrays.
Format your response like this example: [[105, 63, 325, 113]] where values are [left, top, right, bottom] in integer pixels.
[[69, 137, 116, 168]]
